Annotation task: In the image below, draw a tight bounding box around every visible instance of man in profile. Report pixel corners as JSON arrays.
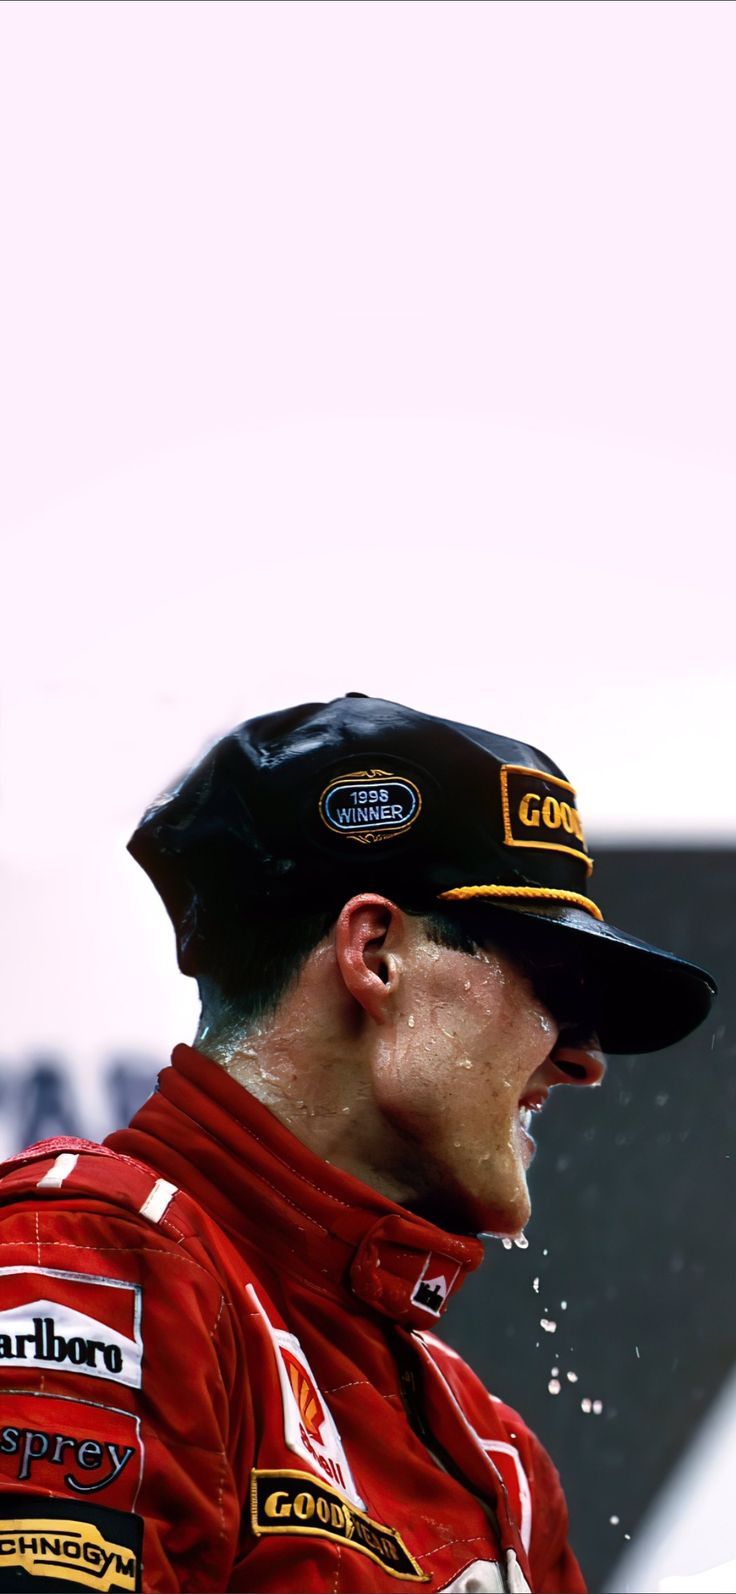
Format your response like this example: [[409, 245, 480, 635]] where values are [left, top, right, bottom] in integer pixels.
[[0, 694, 716, 1593]]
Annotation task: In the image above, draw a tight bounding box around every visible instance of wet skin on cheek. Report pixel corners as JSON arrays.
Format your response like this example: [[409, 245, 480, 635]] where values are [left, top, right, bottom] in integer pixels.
[[374, 944, 560, 1235]]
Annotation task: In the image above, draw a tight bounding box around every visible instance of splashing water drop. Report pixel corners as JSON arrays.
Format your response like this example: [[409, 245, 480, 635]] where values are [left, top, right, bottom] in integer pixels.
[[513, 1234, 529, 1249], [501, 1238, 513, 1250], [540, 1318, 557, 1333], [548, 1379, 561, 1395], [532, 1277, 540, 1293], [560, 1300, 568, 1310], [566, 1371, 578, 1383], [581, 1398, 592, 1413], [609, 1516, 619, 1526], [592, 1399, 603, 1414]]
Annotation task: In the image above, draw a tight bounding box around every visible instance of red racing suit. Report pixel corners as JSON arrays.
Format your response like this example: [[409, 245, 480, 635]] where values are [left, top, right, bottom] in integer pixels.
[[0, 1044, 586, 1593]]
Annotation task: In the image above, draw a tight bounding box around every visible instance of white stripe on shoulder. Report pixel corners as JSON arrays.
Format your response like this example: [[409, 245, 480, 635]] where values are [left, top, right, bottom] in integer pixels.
[[37, 1153, 79, 1188], [138, 1178, 178, 1225]]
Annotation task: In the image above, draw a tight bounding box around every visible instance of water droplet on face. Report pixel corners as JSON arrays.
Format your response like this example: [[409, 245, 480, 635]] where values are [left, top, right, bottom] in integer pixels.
[[407, 1015, 415, 1028], [456, 1058, 473, 1069], [464, 979, 471, 991], [548, 1378, 561, 1394], [342, 1106, 351, 1114], [540, 1318, 557, 1333]]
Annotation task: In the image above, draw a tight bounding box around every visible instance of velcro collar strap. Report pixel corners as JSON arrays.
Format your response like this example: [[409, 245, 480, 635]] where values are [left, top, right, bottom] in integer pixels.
[[349, 1212, 483, 1326]]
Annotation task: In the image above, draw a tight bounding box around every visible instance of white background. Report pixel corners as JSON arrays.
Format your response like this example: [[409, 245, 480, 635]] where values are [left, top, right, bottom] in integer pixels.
[[1, 5, 734, 1586]]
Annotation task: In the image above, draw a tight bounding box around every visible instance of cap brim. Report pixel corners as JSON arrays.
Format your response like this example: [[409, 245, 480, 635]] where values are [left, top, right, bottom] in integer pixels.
[[449, 900, 717, 1054]]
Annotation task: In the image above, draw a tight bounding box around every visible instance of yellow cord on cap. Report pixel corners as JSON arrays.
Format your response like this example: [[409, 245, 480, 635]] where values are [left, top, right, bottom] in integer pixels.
[[437, 884, 604, 922]]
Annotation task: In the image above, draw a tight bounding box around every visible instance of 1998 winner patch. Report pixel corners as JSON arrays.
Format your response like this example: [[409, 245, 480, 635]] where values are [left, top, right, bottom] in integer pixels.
[[318, 770, 422, 845], [0, 1493, 142, 1591], [251, 1469, 428, 1581]]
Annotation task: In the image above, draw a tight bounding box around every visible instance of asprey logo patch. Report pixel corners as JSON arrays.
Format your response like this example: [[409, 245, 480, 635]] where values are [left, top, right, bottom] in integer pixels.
[[319, 769, 422, 845], [410, 1254, 461, 1317], [246, 1285, 364, 1509], [0, 1493, 142, 1593], [0, 1268, 142, 1388], [251, 1470, 428, 1582], [500, 765, 591, 871], [0, 1393, 141, 1505]]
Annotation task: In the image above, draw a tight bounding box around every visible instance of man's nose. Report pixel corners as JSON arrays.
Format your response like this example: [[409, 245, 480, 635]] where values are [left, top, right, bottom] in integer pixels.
[[548, 1039, 607, 1088]]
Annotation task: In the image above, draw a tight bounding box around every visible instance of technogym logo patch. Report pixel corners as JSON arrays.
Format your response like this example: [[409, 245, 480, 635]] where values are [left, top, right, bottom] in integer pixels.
[[0, 1495, 142, 1594]]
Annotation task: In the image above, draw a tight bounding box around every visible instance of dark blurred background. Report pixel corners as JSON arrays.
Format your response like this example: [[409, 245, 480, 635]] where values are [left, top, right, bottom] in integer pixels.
[[440, 848, 735, 1593]]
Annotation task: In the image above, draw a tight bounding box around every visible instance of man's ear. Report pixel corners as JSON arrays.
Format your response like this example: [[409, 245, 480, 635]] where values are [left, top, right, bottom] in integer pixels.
[[334, 895, 405, 1023]]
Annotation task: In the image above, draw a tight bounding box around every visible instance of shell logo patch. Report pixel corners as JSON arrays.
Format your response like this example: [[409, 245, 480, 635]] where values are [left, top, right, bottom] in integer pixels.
[[279, 1346, 326, 1444], [500, 765, 592, 872], [245, 1285, 364, 1510], [319, 769, 422, 845]]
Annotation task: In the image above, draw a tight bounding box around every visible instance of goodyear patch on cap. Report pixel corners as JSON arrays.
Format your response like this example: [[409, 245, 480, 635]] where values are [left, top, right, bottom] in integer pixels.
[[319, 770, 422, 846], [500, 765, 592, 872]]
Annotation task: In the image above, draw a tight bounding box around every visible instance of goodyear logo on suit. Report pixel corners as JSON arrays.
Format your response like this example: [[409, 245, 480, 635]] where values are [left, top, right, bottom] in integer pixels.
[[251, 1469, 428, 1581]]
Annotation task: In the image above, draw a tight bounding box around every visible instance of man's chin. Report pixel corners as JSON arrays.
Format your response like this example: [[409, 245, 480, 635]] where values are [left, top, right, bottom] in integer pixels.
[[406, 1173, 531, 1240]]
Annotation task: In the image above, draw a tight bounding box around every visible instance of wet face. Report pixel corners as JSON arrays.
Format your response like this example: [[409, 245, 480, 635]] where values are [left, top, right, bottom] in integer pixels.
[[367, 925, 603, 1237]]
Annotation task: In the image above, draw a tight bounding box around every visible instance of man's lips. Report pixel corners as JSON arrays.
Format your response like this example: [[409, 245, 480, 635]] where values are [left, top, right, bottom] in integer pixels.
[[517, 1088, 549, 1133]]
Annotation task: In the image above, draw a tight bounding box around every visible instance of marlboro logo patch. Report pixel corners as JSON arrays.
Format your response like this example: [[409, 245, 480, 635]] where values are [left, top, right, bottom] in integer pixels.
[[410, 1254, 461, 1317], [251, 1470, 428, 1582], [0, 1493, 142, 1592], [0, 1268, 142, 1389], [500, 765, 591, 869]]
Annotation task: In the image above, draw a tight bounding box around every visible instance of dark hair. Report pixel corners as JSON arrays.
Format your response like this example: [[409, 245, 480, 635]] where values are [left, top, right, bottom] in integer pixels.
[[195, 898, 484, 1041]]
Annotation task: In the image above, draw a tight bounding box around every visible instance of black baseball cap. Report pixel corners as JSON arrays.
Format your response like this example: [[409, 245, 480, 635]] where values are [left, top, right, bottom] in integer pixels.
[[129, 693, 717, 1055]]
